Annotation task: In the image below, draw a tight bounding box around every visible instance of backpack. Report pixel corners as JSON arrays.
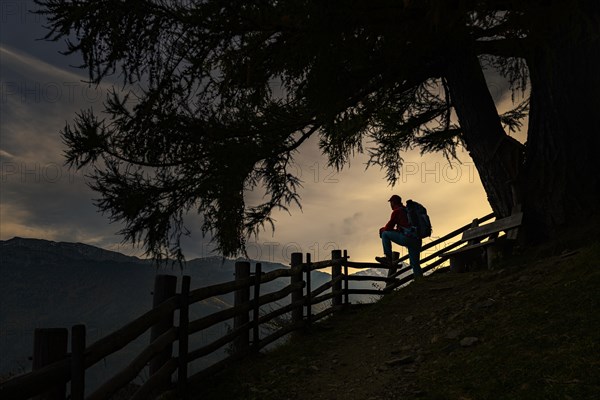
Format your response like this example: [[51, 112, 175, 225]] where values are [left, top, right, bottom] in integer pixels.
[[405, 200, 432, 238]]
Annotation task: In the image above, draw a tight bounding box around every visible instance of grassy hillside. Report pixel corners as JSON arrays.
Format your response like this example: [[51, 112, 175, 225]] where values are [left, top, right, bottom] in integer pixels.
[[192, 236, 600, 400]]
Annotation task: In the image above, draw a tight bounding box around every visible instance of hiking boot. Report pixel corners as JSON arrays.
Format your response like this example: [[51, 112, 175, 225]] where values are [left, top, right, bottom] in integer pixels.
[[375, 255, 392, 265]]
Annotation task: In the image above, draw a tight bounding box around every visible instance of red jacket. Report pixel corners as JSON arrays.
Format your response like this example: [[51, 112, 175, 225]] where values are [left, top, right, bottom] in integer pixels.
[[380, 205, 410, 233]]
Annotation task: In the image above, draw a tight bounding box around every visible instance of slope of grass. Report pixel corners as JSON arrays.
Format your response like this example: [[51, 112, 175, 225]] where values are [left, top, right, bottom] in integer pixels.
[[190, 236, 599, 400]]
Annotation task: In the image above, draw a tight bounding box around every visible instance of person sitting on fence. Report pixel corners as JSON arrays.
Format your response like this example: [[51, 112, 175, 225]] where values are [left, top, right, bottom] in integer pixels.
[[375, 195, 423, 278]]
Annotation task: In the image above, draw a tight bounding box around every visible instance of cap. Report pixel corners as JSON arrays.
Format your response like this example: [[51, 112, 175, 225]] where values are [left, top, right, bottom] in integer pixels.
[[388, 195, 402, 203]]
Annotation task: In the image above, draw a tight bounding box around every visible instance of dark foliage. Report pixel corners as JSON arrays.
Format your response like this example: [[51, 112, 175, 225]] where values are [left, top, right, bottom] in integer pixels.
[[35, 0, 597, 260]]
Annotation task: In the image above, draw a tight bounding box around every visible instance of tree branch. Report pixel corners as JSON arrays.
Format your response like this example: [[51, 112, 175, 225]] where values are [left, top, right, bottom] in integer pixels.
[[475, 38, 528, 58]]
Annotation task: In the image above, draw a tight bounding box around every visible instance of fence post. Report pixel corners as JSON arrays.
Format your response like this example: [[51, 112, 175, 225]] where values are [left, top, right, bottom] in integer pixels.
[[71, 325, 86, 400], [451, 219, 481, 272], [252, 263, 262, 351], [33, 328, 68, 400], [343, 250, 349, 306], [233, 261, 251, 355], [385, 251, 400, 291], [150, 275, 177, 388], [305, 253, 312, 327], [290, 253, 304, 326], [177, 275, 191, 398], [331, 250, 343, 308]]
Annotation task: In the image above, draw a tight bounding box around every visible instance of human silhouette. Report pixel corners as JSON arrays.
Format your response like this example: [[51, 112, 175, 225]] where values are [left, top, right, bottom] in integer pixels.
[[375, 195, 423, 278]]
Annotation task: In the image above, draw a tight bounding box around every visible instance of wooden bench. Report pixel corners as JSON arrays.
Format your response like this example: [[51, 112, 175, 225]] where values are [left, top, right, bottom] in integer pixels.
[[443, 208, 523, 272]]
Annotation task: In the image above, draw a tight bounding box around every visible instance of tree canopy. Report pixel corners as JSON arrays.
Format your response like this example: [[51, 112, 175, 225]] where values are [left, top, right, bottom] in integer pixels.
[[37, 0, 600, 260]]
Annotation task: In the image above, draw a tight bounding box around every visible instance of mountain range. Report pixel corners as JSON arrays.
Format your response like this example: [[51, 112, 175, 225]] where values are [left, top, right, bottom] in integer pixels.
[[0, 237, 388, 392]]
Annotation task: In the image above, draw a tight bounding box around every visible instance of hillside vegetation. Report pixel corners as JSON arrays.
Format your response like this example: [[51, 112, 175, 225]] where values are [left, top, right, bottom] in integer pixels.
[[193, 232, 600, 400]]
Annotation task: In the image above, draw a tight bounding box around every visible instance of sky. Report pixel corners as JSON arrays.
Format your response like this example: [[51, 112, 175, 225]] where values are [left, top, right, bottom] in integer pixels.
[[0, 1, 527, 266]]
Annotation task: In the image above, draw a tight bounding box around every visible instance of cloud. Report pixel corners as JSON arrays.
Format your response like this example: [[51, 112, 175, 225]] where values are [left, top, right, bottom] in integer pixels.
[[0, 45, 131, 252], [0, 43, 527, 265], [0, 46, 84, 81], [236, 134, 494, 264], [341, 212, 364, 235]]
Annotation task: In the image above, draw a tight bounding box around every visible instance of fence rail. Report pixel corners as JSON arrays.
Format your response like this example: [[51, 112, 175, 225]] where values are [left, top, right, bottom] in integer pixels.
[[0, 212, 495, 400]]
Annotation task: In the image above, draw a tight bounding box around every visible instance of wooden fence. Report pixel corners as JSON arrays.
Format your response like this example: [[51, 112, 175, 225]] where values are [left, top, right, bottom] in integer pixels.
[[0, 212, 494, 400]]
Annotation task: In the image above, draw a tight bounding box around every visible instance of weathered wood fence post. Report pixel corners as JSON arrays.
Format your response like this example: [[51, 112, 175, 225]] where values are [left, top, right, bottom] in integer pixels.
[[290, 253, 304, 326], [177, 275, 191, 398], [331, 250, 343, 308], [252, 263, 262, 351], [450, 219, 481, 272], [233, 261, 251, 354], [70, 324, 86, 400], [33, 328, 68, 400], [385, 251, 401, 291], [150, 275, 177, 388], [343, 250, 349, 306], [305, 253, 312, 327]]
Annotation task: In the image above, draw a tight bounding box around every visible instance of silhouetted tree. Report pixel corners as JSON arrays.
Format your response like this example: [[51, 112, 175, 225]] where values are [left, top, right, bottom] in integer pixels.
[[36, 0, 600, 259]]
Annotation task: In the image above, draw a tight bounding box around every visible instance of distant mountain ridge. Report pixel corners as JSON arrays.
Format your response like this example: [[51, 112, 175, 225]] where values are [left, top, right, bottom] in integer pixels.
[[0, 237, 383, 392], [1, 237, 144, 265], [0, 237, 307, 391], [1, 237, 299, 270]]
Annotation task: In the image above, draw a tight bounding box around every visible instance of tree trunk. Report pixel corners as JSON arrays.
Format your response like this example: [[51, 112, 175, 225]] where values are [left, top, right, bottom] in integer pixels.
[[445, 53, 525, 219], [524, 7, 600, 239]]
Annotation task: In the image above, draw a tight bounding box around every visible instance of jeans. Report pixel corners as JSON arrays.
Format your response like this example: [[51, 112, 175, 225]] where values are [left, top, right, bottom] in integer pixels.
[[381, 230, 423, 277]]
